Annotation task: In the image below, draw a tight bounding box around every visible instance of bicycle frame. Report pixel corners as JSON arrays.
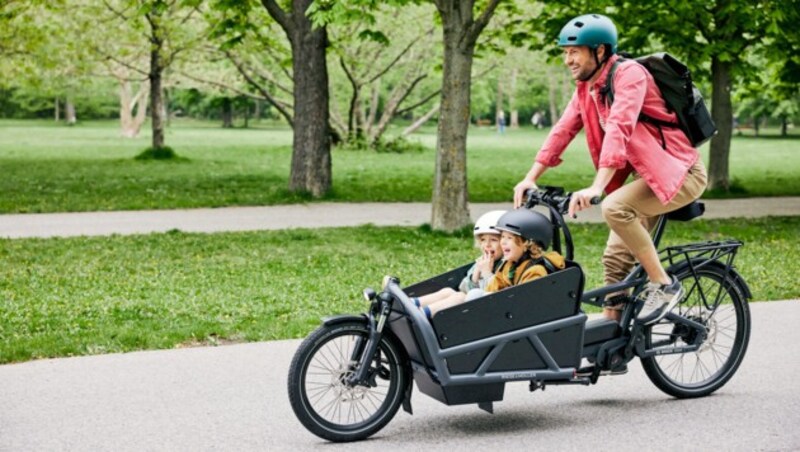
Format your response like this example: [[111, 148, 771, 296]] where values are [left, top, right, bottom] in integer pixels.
[[513, 187, 746, 366]]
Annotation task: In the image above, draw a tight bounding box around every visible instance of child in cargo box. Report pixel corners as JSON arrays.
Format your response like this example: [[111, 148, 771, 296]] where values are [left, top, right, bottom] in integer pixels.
[[486, 209, 565, 295], [410, 210, 506, 318], [417, 209, 565, 319]]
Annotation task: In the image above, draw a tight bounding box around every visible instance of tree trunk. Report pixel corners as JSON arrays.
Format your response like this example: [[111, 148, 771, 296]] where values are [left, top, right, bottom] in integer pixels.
[[244, 103, 250, 128], [708, 57, 733, 191], [148, 8, 165, 149], [509, 67, 518, 128], [222, 97, 233, 128], [432, 19, 474, 231], [65, 98, 77, 125], [120, 80, 134, 136], [781, 116, 787, 136], [54, 98, 60, 122], [548, 66, 559, 126], [287, 0, 331, 197], [164, 87, 171, 128], [754, 116, 760, 136], [254, 100, 262, 121]]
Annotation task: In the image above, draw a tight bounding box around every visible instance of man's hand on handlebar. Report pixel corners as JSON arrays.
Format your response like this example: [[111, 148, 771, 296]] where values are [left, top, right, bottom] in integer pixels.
[[568, 187, 603, 218], [514, 180, 538, 208]]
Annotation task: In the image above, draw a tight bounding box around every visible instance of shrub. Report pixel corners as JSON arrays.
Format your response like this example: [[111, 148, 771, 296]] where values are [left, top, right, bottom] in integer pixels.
[[134, 146, 183, 161]]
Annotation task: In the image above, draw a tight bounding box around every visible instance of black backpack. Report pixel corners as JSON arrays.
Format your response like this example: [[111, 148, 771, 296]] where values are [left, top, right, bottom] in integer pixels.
[[602, 52, 717, 148]]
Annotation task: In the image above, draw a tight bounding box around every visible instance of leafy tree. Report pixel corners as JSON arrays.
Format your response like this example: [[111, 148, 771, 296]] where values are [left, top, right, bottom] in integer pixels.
[[255, 0, 333, 197], [327, 4, 441, 147], [93, 0, 206, 152]]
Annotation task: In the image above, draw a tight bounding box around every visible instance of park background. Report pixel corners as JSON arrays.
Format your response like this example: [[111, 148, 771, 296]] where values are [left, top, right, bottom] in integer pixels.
[[1, 0, 798, 363]]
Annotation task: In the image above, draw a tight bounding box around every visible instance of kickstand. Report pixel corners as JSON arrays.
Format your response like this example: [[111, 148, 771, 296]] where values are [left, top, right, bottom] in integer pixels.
[[477, 401, 494, 414]]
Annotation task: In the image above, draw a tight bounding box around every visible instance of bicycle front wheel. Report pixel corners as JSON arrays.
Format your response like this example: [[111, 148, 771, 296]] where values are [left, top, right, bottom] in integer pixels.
[[641, 266, 750, 398], [287, 321, 407, 442]]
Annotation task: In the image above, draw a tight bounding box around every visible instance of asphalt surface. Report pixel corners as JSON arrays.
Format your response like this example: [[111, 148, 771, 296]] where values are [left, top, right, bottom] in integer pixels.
[[2, 300, 799, 451], [1, 197, 799, 238]]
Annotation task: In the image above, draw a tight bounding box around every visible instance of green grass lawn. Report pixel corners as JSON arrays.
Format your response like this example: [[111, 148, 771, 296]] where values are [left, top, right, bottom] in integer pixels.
[[1, 216, 797, 364], [1, 119, 799, 213]]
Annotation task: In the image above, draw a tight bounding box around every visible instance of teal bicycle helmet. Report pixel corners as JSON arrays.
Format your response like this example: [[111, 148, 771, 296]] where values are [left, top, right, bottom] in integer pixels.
[[558, 14, 618, 54]]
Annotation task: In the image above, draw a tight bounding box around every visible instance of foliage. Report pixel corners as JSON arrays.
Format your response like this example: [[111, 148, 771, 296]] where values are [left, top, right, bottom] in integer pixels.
[[1, 216, 797, 363], [135, 146, 183, 161], [336, 135, 427, 153]]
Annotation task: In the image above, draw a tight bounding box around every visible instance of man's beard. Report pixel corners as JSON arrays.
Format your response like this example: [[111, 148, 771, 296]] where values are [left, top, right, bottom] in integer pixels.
[[574, 62, 599, 81]]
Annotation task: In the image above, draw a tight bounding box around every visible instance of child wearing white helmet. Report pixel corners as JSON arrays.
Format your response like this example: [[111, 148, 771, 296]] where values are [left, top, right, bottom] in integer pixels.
[[412, 210, 506, 318]]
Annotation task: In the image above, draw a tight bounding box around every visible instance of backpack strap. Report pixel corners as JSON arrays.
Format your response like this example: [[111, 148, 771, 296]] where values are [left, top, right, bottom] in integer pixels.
[[600, 57, 677, 150], [599, 58, 624, 105], [539, 256, 558, 274]]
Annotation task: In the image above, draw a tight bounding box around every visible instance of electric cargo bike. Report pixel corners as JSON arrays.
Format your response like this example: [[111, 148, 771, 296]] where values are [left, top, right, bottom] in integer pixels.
[[287, 186, 751, 442]]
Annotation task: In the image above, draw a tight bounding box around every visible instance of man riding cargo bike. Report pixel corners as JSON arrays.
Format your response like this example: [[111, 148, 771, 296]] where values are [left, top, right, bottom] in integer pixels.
[[286, 14, 749, 443]]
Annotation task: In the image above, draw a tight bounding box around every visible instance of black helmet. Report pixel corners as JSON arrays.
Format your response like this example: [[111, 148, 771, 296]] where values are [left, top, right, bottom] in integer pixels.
[[494, 209, 553, 249]]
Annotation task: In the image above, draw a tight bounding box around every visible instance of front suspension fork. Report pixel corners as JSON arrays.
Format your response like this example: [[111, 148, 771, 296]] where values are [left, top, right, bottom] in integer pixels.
[[346, 301, 391, 386]]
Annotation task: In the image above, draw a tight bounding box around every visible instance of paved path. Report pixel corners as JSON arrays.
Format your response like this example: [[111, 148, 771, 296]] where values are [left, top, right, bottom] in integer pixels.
[[1, 197, 799, 238], [1, 300, 798, 451]]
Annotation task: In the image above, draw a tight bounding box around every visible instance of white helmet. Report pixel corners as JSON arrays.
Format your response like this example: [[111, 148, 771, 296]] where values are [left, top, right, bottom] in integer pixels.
[[473, 210, 506, 236]]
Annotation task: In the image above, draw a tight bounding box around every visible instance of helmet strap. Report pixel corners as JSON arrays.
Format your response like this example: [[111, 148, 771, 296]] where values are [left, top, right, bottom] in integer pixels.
[[579, 46, 608, 82]]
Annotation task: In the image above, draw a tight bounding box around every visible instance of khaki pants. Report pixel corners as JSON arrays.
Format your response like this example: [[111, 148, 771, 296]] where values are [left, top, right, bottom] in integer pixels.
[[601, 160, 708, 286]]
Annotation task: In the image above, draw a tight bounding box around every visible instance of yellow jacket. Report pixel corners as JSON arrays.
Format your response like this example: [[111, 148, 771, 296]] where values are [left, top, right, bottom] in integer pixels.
[[486, 251, 566, 293]]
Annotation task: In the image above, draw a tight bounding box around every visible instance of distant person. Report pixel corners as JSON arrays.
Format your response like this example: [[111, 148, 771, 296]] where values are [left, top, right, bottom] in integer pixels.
[[497, 110, 506, 134], [531, 111, 543, 129]]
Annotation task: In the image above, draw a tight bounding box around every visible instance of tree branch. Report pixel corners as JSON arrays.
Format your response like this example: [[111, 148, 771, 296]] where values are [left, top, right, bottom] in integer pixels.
[[178, 70, 294, 127], [264, 45, 293, 80], [260, 0, 293, 36], [101, 0, 131, 21], [99, 49, 150, 77], [366, 28, 433, 85], [466, 0, 502, 46], [220, 53, 296, 126], [395, 89, 441, 116], [243, 55, 293, 96]]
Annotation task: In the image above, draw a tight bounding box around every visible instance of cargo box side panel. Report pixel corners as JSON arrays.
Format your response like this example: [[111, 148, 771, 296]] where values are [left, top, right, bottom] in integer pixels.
[[403, 263, 472, 298], [432, 266, 584, 349]]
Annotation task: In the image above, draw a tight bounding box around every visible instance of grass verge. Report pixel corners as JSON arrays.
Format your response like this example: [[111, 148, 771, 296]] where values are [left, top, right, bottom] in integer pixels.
[[1, 216, 797, 364], [1, 120, 800, 213]]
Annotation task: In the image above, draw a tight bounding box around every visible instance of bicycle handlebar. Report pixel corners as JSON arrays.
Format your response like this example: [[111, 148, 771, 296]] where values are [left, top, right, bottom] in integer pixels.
[[523, 186, 601, 215]]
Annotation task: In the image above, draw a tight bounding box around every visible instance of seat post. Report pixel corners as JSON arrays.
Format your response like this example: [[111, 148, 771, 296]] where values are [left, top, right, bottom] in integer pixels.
[[651, 215, 668, 249]]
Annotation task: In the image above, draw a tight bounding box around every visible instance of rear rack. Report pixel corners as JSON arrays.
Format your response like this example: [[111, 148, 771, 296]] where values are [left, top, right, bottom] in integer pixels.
[[660, 240, 743, 270], [659, 240, 744, 310]]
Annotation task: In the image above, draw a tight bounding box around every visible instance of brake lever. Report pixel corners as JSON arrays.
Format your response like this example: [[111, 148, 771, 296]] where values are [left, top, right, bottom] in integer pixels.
[[564, 194, 602, 219]]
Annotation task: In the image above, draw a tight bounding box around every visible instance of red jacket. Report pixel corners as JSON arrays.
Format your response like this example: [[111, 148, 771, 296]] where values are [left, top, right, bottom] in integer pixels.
[[536, 54, 700, 204]]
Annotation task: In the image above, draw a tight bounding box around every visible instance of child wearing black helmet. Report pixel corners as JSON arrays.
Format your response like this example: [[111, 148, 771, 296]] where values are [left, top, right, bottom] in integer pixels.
[[413, 210, 506, 318], [486, 209, 565, 292]]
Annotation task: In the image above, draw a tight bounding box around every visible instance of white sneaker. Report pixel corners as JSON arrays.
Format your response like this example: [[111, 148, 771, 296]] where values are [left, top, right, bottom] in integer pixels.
[[637, 276, 684, 325]]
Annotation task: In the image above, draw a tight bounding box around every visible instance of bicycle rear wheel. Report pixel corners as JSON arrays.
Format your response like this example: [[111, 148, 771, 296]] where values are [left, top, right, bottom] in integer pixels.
[[641, 266, 750, 398]]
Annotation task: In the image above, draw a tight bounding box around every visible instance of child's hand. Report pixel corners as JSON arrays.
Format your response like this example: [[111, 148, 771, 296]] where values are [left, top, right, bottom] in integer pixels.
[[474, 251, 493, 278]]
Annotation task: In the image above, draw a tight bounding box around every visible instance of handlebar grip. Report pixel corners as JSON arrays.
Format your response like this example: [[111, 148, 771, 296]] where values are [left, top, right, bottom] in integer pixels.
[[590, 196, 602, 205]]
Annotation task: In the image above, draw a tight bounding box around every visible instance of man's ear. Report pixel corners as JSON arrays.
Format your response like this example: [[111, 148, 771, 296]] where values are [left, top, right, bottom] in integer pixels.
[[596, 44, 606, 60]]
